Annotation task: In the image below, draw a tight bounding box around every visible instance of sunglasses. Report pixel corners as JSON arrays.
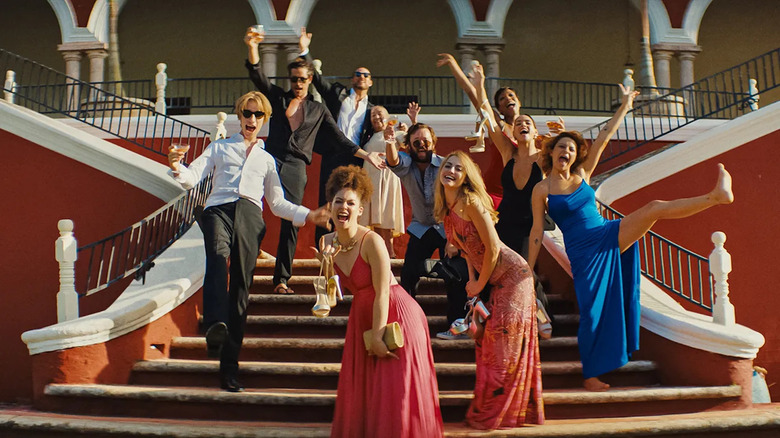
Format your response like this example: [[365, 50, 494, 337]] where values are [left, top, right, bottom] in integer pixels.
[[412, 139, 431, 148], [354, 71, 371, 78], [289, 76, 309, 83], [241, 109, 266, 118]]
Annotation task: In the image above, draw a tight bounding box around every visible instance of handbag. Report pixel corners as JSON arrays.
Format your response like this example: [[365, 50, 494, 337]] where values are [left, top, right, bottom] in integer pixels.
[[363, 321, 404, 351]]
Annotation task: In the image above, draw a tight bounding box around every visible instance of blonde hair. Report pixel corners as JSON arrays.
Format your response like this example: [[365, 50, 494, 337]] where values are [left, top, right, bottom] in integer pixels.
[[234, 91, 272, 125], [433, 150, 498, 223]]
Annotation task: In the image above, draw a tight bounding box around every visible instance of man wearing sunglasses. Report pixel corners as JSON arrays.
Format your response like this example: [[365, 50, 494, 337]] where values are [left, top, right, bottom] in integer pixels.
[[297, 28, 376, 248], [244, 28, 385, 296], [385, 123, 470, 339], [167, 91, 330, 391]]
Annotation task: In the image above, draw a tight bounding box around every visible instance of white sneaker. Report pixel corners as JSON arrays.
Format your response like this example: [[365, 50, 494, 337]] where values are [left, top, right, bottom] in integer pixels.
[[436, 330, 469, 340]]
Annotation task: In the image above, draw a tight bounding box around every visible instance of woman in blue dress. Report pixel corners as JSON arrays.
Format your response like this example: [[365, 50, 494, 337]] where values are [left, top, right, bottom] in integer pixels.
[[526, 84, 734, 391]]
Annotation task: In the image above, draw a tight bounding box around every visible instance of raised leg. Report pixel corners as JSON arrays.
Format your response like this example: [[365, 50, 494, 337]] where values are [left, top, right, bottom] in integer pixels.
[[617, 164, 733, 252]]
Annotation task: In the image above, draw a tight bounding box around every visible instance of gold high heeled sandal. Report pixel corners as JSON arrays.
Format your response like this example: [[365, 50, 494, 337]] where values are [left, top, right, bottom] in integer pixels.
[[312, 254, 334, 317], [536, 298, 552, 340]]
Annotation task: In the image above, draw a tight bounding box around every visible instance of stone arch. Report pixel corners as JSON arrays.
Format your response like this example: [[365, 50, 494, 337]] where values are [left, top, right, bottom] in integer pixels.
[[46, 0, 129, 44], [448, 0, 513, 38], [246, 0, 318, 36], [645, 0, 712, 45]]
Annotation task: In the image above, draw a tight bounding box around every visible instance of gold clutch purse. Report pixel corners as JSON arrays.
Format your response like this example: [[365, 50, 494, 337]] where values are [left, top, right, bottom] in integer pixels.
[[363, 321, 404, 351]]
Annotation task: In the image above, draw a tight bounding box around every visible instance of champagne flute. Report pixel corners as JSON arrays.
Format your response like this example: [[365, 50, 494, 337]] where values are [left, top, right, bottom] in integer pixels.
[[248, 24, 265, 43], [171, 143, 190, 161], [386, 115, 399, 127]]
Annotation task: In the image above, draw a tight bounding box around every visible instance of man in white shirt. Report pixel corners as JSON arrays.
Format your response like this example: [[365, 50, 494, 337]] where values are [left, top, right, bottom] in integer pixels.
[[167, 91, 328, 392]]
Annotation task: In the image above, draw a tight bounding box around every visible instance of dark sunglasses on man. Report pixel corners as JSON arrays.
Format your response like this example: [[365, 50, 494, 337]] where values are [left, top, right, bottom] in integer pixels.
[[412, 139, 431, 149], [242, 109, 266, 118], [289, 76, 309, 83], [354, 71, 371, 78]]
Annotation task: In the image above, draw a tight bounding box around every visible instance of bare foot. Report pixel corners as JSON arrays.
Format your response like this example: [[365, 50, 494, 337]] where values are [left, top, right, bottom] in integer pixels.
[[583, 377, 610, 392], [711, 163, 734, 204]]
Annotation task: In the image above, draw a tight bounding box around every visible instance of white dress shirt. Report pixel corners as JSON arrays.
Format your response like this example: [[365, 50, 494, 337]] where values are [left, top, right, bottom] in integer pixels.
[[337, 89, 369, 145], [169, 133, 310, 227]]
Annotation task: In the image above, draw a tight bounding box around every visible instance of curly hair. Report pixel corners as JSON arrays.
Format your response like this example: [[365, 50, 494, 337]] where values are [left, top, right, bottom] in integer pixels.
[[325, 165, 373, 203], [433, 151, 498, 224], [540, 131, 588, 174]]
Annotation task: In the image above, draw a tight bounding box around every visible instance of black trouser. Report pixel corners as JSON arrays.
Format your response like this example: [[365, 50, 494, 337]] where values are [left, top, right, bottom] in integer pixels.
[[273, 156, 307, 287], [399, 228, 468, 324], [199, 199, 266, 377]]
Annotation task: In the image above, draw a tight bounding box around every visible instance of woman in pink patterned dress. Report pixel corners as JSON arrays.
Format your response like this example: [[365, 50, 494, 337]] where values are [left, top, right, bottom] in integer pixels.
[[434, 150, 544, 429]]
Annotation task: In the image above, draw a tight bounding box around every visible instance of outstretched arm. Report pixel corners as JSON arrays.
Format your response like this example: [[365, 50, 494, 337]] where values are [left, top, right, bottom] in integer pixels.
[[580, 84, 639, 180]]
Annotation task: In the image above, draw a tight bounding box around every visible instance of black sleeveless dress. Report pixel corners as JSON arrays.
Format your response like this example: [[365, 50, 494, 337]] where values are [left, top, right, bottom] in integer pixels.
[[495, 159, 543, 258]]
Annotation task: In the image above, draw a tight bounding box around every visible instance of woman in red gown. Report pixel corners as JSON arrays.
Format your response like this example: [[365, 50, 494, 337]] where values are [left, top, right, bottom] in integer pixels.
[[322, 165, 444, 438], [434, 151, 544, 429]]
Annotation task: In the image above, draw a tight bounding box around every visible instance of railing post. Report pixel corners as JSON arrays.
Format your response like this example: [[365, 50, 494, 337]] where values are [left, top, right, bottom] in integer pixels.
[[155, 63, 167, 114], [622, 68, 635, 92], [211, 111, 227, 141], [747, 78, 760, 111], [709, 231, 735, 326], [4, 70, 16, 103], [55, 219, 79, 322]]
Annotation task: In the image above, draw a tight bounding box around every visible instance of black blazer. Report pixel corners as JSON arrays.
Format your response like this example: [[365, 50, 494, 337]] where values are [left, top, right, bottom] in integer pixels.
[[246, 60, 358, 164], [305, 52, 374, 149]]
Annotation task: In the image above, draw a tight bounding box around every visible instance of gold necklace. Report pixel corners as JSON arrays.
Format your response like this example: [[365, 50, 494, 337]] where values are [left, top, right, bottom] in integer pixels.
[[333, 234, 358, 253]]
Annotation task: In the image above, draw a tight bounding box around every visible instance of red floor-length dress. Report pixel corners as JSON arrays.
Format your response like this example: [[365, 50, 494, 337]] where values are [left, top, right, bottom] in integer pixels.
[[330, 237, 444, 438], [445, 212, 545, 430]]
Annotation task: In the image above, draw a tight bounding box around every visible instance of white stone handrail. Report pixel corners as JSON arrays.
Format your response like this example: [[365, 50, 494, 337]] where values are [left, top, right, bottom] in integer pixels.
[[747, 78, 760, 111], [155, 63, 167, 114]]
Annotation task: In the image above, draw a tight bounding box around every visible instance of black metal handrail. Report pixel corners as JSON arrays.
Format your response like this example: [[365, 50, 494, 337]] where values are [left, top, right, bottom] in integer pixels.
[[582, 47, 780, 163], [598, 203, 713, 312], [1, 48, 215, 297], [0, 48, 212, 159], [77, 175, 213, 296]]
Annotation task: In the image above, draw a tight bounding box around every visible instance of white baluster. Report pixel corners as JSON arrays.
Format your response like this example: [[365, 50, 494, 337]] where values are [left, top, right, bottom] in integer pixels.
[[710, 231, 735, 326], [211, 111, 227, 141], [4, 70, 16, 103], [310, 59, 323, 103], [155, 63, 167, 114], [747, 78, 760, 111], [56, 219, 79, 322], [622, 68, 635, 92]]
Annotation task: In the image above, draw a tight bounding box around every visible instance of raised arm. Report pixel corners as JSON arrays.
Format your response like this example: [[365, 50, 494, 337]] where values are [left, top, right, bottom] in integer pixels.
[[436, 53, 481, 110], [168, 144, 214, 189], [384, 124, 401, 167], [244, 28, 276, 96], [364, 232, 399, 359], [580, 84, 639, 180], [526, 182, 549, 270], [299, 27, 338, 97], [470, 63, 515, 164]]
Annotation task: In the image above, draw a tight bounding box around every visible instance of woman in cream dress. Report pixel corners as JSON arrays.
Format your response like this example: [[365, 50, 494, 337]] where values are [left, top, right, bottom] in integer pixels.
[[361, 105, 404, 257]]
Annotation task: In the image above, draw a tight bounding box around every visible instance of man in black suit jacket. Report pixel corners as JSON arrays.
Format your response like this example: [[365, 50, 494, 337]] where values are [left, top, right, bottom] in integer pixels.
[[244, 28, 384, 294], [298, 28, 376, 247]]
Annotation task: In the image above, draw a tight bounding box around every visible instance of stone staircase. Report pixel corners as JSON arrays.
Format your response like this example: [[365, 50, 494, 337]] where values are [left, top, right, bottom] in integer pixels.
[[25, 258, 773, 436]]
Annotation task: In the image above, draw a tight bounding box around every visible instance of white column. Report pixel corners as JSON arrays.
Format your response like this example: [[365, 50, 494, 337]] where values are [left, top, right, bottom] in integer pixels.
[[87, 49, 108, 85], [61, 51, 82, 112], [155, 63, 168, 114], [456, 43, 477, 114], [483, 45, 503, 103], [56, 219, 79, 322], [709, 231, 735, 326], [259, 44, 278, 84], [652, 49, 673, 89], [678, 51, 698, 88]]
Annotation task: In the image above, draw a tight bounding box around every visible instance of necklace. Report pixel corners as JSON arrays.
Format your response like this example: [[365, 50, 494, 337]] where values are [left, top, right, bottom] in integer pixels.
[[333, 234, 358, 253]]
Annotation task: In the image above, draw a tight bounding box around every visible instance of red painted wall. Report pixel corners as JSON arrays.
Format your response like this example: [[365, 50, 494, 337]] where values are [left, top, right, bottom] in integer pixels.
[[611, 130, 780, 400], [0, 129, 166, 403]]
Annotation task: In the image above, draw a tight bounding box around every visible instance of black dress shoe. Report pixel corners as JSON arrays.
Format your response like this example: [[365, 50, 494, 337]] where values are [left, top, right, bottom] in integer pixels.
[[205, 322, 228, 358], [220, 376, 245, 393]]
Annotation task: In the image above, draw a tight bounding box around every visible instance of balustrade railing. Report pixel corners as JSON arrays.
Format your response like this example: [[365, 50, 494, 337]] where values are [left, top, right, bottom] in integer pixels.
[[1, 48, 216, 315], [581, 47, 780, 163], [0, 48, 212, 158]]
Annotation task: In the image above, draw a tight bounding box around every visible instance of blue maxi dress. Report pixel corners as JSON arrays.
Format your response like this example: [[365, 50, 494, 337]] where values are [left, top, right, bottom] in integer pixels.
[[547, 180, 641, 378]]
